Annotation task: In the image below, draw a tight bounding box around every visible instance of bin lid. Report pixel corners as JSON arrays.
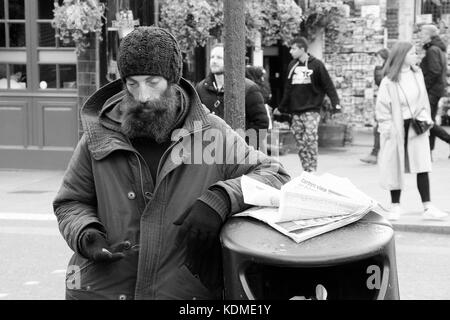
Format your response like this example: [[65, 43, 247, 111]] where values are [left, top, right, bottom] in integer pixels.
[[220, 211, 394, 267]]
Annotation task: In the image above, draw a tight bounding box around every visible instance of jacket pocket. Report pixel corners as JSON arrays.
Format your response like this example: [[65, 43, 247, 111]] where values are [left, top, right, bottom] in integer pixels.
[[157, 265, 221, 300], [65, 252, 138, 300]]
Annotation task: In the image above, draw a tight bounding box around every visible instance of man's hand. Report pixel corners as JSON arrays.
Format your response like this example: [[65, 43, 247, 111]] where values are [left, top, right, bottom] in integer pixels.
[[79, 228, 127, 262], [173, 200, 223, 290]]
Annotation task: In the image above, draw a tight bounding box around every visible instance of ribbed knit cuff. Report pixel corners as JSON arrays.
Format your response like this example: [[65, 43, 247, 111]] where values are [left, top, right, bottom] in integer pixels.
[[198, 187, 231, 221]]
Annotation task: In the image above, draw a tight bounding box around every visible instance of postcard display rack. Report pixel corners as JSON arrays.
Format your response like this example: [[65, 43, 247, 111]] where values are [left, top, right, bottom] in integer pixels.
[[323, 15, 386, 127]]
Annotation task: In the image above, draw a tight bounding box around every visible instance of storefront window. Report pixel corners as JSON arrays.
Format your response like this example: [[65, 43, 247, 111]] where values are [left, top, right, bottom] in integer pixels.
[[421, 0, 450, 23], [37, 0, 73, 48], [39, 64, 57, 89], [9, 22, 25, 47], [0, 63, 26, 89], [0, 0, 4, 19], [38, 0, 59, 19], [59, 64, 77, 89], [0, 0, 77, 92], [8, 0, 24, 20], [0, 0, 26, 48], [38, 22, 56, 47], [39, 63, 77, 90], [0, 24, 5, 47]]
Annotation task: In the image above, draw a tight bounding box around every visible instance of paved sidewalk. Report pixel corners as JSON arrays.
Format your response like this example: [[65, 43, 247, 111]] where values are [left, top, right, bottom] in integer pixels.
[[277, 126, 450, 234], [0, 127, 449, 233]]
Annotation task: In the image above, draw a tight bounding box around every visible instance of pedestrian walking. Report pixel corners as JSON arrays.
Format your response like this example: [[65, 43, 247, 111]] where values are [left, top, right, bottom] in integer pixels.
[[376, 41, 448, 221], [195, 44, 270, 150], [419, 24, 450, 159], [277, 37, 341, 172], [361, 48, 390, 165], [53, 27, 290, 300]]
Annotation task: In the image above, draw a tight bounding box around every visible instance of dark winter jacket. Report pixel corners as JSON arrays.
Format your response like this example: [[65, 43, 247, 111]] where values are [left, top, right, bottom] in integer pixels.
[[420, 36, 448, 99], [279, 55, 340, 114], [195, 73, 270, 131], [53, 78, 290, 300]]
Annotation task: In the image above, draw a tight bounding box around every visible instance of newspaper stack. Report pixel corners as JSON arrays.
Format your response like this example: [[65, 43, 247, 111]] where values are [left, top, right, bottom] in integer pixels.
[[236, 172, 380, 243]]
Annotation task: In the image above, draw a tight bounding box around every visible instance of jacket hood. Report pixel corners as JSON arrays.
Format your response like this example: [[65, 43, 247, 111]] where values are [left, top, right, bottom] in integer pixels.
[[80, 78, 211, 160], [296, 54, 317, 64], [425, 36, 447, 52], [306, 54, 317, 63]]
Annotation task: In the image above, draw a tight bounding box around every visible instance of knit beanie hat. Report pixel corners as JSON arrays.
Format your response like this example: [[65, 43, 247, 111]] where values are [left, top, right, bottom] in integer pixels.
[[117, 26, 183, 84]]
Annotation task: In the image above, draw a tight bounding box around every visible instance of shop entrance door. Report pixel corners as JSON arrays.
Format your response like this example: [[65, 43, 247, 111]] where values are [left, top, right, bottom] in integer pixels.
[[0, 0, 78, 169]]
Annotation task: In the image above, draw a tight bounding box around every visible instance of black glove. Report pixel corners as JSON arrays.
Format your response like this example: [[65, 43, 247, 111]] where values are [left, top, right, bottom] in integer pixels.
[[79, 228, 127, 262], [173, 200, 223, 290]]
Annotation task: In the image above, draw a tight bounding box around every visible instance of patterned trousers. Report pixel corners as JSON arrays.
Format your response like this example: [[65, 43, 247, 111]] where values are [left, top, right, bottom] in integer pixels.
[[290, 112, 321, 172]]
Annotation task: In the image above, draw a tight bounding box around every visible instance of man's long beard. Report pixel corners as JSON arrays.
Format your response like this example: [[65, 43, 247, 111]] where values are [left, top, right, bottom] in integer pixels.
[[120, 86, 180, 143]]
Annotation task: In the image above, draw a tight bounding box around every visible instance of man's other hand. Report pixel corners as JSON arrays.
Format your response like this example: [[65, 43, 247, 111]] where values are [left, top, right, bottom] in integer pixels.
[[79, 228, 127, 262]]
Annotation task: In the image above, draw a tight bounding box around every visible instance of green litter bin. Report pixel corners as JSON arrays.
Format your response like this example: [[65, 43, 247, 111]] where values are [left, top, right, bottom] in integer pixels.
[[220, 211, 400, 300]]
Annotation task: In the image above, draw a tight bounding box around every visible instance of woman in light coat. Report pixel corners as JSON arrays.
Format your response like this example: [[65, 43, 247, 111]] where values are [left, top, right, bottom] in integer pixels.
[[376, 41, 448, 220]]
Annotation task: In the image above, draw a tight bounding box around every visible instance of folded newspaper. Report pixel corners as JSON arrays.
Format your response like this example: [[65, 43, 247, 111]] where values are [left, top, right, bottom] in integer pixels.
[[235, 172, 381, 243]]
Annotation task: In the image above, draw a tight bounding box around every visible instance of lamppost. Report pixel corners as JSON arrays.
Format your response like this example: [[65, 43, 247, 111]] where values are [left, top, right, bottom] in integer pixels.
[[224, 0, 246, 132]]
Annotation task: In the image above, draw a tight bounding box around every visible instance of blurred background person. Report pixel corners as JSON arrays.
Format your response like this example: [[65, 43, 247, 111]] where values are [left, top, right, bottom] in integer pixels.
[[361, 48, 390, 165], [376, 41, 448, 221], [196, 44, 269, 151], [419, 24, 450, 159]]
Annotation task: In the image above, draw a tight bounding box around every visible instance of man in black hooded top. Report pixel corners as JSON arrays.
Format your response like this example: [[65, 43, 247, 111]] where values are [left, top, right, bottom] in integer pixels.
[[277, 37, 341, 172]]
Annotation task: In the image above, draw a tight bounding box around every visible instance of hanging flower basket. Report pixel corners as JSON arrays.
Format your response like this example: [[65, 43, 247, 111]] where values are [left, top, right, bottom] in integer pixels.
[[51, 0, 106, 56], [301, 1, 347, 50], [259, 0, 303, 47], [159, 0, 303, 51], [159, 0, 216, 53]]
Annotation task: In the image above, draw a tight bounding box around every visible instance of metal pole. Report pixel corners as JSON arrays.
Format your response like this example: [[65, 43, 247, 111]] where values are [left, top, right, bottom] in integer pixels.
[[223, 0, 245, 131]]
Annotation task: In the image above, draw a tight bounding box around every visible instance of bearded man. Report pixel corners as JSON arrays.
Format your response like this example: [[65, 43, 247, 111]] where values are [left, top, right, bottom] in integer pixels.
[[195, 43, 270, 150], [53, 27, 290, 300]]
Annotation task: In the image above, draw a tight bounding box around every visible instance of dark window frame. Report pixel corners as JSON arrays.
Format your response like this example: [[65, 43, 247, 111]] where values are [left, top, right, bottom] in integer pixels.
[[0, 0, 77, 93]]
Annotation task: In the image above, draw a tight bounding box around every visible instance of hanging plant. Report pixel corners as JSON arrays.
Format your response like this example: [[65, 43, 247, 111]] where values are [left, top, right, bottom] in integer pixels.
[[160, 0, 302, 51], [244, 0, 263, 47], [207, 0, 267, 47], [207, 0, 223, 40], [301, 1, 347, 47], [52, 0, 105, 56], [257, 0, 280, 46], [159, 0, 216, 53], [260, 0, 303, 47]]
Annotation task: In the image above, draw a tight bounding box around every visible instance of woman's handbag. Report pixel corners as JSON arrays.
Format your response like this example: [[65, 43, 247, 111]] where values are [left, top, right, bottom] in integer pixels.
[[410, 118, 433, 135], [398, 84, 433, 135]]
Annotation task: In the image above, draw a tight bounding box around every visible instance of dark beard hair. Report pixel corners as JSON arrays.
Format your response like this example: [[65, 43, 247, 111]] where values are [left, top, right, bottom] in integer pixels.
[[120, 85, 180, 143]]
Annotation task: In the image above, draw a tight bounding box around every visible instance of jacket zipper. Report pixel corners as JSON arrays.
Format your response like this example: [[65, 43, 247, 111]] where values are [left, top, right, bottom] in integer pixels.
[[134, 153, 147, 205], [121, 135, 151, 204]]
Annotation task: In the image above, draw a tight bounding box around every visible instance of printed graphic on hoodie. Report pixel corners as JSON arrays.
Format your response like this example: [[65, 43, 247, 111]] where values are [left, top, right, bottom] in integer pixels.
[[292, 66, 313, 85]]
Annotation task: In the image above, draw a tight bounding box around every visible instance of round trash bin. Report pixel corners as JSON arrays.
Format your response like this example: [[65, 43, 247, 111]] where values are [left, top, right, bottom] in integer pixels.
[[220, 211, 400, 300]]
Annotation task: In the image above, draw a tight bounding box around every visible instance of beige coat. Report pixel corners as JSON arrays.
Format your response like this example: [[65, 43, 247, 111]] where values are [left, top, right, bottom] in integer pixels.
[[375, 69, 432, 190]]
